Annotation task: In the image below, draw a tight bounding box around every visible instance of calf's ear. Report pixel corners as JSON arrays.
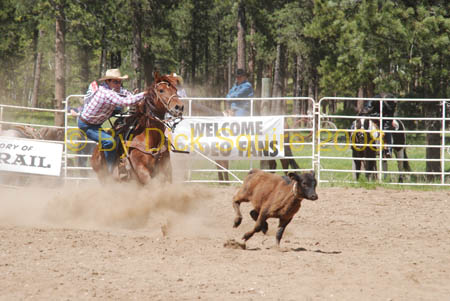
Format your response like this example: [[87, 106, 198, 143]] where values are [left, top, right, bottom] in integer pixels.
[[288, 172, 300, 182]]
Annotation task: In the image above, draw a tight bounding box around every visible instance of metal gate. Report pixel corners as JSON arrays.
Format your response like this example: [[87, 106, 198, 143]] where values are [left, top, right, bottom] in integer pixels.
[[64, 95, 97, 183], [0, 103, 66, 187], [2, 96, 449, 187], [317, 97, 449, 186], [62, 96, 316, 184], [176, 97, 316, 184]]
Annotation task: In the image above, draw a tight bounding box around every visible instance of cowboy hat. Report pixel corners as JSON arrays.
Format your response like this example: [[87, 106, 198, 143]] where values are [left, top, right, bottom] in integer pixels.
[[171, 72, 183, 85], [235, 68, 247, 77], [98, 69, 129, 81]]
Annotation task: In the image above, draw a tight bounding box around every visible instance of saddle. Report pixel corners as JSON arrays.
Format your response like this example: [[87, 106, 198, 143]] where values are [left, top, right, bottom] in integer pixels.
[[113, 116, 137, 147], [111, 115, 169, 180], [107, 116, 138, 179]]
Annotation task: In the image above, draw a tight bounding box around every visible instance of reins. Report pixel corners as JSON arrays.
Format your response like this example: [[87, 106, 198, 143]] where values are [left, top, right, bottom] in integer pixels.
[[123, 81, 187, 161], [142, 81, 182, 132]]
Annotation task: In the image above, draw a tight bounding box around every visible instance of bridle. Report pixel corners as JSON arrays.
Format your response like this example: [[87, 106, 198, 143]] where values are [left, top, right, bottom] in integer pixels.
[[141, 81, 183, 132], [153, 81, 179, 115], [117, 79, 187, 176]]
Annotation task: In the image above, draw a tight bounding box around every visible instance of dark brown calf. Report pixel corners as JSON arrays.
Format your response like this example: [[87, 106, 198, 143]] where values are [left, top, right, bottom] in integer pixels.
[[232, 169, 318, 246]]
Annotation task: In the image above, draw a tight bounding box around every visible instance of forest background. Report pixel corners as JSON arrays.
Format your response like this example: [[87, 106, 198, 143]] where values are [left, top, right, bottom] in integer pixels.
[[0, 0, 448, 123]]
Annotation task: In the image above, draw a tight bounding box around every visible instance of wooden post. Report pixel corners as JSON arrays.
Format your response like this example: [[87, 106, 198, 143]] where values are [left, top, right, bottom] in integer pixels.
[[260, 77, 272, 170], [260, 78, 271, 116]]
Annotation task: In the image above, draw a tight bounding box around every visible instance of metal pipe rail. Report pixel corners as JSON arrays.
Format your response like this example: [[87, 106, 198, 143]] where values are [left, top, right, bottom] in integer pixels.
[[318, 97, 449, 186], [181, 97, 316, 184], [2, 96, 449, 187]]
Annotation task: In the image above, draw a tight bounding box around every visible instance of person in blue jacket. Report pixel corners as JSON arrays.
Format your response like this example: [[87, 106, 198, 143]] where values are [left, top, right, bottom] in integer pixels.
[[226, 69, 254, 116]]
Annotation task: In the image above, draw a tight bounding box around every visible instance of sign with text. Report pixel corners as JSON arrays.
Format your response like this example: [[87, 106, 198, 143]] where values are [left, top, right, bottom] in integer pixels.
[[0, 137, 63, 176], [173, 116, 284, 160]]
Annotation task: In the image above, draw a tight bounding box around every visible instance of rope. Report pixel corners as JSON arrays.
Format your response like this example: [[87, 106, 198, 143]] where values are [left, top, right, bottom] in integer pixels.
[[190, 149, 243, 184]]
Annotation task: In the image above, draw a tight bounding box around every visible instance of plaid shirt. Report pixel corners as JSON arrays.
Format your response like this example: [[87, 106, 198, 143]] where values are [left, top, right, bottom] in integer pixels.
[[80, 86, 145, 125]]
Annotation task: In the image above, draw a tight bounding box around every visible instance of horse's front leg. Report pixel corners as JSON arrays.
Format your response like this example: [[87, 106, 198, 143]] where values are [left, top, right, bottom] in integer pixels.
[[395, 149, 404, 183], [159, 154, 172, 183], [381, 159, 388, 181], [352, 149, 362, 180], [130, 150, 152, 185], [352, 159, 361, 180], [91, 145, 109, 183], [367, 157, 377, 181]]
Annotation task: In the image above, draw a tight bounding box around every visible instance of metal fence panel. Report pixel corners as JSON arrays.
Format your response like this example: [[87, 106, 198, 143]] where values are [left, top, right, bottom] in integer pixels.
[[0, 103, 66, 187], [178, 97, 316, 184], [318, 97, 449, 186], [2, 96, 449, 187]]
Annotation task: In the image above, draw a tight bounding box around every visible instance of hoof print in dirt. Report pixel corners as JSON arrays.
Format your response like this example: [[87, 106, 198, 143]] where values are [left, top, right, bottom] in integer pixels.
[[223, 239, 246, 250]]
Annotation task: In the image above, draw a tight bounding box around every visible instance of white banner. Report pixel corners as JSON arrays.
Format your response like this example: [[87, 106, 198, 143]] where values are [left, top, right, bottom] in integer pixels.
[[0, 137, 63, 176], [172, 116, 284, 160]]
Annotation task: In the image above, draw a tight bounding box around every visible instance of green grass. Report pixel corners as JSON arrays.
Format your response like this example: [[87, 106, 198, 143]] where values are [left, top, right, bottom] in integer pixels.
[[1, 109, 79, 127], [3, 109, 449, 189], [317, 144, 449, 183], [188, 135, 450, 189], [2, 110, 56, 126]]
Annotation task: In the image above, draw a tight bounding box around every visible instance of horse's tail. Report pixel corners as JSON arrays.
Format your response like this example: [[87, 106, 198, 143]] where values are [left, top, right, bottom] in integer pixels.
[[403, 149, 412, 172]]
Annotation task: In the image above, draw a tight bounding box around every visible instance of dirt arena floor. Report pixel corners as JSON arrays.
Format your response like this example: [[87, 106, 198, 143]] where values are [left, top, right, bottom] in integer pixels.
[[0, 181, 449, 300]]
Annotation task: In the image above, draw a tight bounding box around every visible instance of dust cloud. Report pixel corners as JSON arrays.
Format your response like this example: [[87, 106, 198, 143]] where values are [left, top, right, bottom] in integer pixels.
[[0, 180, 218, 237]]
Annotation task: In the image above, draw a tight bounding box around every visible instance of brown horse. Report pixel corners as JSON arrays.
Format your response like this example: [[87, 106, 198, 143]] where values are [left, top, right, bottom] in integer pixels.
[[91, 73, 184, 184]]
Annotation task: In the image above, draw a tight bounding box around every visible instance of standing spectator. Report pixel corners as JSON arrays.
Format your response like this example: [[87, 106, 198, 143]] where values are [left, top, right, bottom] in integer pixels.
[[226, 69, 254, 116]]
